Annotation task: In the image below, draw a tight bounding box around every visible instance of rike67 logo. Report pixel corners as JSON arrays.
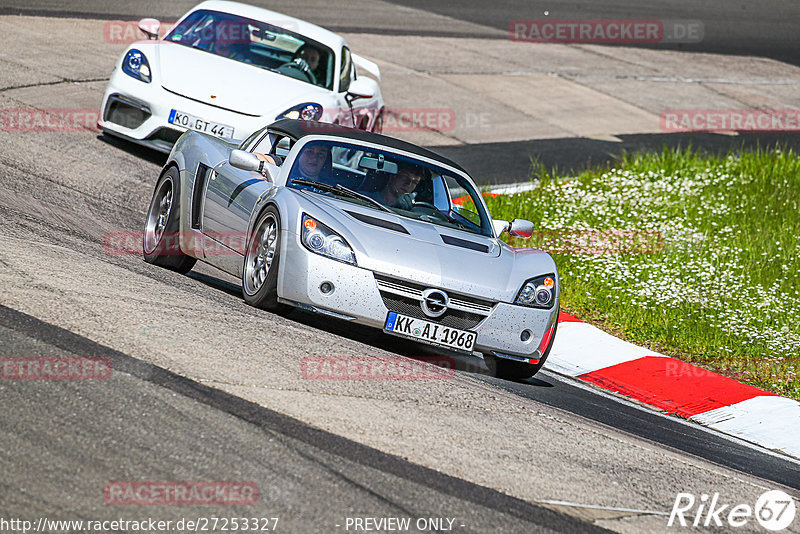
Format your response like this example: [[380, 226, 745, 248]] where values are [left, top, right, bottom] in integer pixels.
[[669, 490, 796, 531]]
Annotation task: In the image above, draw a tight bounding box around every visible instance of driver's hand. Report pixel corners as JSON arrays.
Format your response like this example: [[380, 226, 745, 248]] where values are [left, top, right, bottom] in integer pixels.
[[293, 57, 311, 73], [396, 194, 414, 211]]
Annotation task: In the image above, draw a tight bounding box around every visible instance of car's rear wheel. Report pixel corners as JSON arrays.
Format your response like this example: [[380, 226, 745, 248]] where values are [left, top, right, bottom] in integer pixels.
[[484, 321, 558, 381], [143, 167, 196, 274], [242, 206, 285, 311]]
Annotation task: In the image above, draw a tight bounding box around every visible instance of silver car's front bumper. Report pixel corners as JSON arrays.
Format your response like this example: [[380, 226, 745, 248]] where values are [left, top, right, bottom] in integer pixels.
[[277, 229, 558, 359]]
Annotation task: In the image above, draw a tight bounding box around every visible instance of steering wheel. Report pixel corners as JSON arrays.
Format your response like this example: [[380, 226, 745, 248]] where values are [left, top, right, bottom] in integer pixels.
[[412, 201, 449, 221], [412, 201, 438, 211], [277, 60, 317, 85]]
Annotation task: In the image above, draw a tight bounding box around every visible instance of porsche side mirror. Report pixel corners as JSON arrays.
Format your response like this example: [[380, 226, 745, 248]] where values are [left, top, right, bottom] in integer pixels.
[[229, 150, 261, 172], [138, 18, 161, 40], [347, 77, 375, 100], [509, 219, 535, 238]]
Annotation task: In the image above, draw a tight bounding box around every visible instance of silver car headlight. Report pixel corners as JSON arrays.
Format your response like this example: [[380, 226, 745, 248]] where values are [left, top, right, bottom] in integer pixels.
[[515, 274, 557, 308], [277, 103, 323, 121], [122, 49, 152, 83], [301, 214, 356, 265]]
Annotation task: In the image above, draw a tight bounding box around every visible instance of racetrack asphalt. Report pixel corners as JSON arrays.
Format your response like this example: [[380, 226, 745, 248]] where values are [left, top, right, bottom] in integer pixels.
[[3, 0, 799, 65], [1, 2, 799, 532], [0, 305, 602, 534]]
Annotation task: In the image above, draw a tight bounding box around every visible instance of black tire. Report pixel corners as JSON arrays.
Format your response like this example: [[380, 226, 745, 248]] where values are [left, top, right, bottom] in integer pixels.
[[143, 166, 197, 274], [484, 320, 558, 381], [372, 110, 384, 133], [242, 206, 286, 312]]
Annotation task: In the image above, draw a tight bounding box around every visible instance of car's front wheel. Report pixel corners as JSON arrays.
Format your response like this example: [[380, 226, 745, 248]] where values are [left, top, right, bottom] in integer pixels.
[[484, 321, 558, 381], [242, 206, 285, 311], [143, 167, 196, 274], [484, 355, 538, 381]]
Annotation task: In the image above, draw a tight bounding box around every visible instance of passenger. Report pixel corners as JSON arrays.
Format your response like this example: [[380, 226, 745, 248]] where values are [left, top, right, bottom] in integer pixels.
[[210, 19, 250, 61]]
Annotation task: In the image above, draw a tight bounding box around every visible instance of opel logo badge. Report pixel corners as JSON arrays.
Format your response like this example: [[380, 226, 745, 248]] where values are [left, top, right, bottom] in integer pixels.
[[421, 289, 448, 318]]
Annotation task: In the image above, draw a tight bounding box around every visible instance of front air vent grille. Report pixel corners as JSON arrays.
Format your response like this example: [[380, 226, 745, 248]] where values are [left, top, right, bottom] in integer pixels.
[[192, 163, 210, 229], [440, 234, 490, 253], [104, 94, 151, 130], [345, 211, 409, 234]]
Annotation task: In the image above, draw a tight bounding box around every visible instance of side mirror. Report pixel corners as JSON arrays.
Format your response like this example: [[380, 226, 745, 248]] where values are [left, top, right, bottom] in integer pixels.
[[229, 149, 261, 172], [138, 18, 161, 40], [508, 219, 535, 238], [352, 53, 381, 81], [347, 77, 376, 100], [492, 219, 510, 236], [493, 218, 535, 238]]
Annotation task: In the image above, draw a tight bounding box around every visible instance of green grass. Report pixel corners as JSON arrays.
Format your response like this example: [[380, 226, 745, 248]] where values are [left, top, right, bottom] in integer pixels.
[[483, 146, 800, 400]]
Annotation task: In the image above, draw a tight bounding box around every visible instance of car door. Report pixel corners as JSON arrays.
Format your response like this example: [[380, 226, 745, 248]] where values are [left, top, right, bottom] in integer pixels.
[[329, 46, 357, 128], [201, 147, 272, 274]]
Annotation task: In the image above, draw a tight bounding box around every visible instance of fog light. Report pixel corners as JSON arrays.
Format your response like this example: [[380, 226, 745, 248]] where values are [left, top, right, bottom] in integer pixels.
[[520, 329, 532, 342], [320, 282, 334, 294]]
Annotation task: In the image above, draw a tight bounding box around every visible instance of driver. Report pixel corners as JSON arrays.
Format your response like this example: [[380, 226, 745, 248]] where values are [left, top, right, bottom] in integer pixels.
[[373, 162, 429, 210], [290, 44, 322, 84], [292, 144, 330, 181], [253, 144, 331, 182]]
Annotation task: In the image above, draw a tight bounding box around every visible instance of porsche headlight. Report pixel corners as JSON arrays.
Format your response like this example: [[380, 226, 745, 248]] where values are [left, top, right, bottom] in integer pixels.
[[515, 274, 557, 309], [122, 49, 152, 83], [301, 214, 356, 265], [277, 103, 323, 121]]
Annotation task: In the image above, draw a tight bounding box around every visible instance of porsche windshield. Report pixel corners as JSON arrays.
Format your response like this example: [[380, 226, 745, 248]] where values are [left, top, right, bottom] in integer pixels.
[[286, 140, 493, 237], [166, 10, 335, 89]]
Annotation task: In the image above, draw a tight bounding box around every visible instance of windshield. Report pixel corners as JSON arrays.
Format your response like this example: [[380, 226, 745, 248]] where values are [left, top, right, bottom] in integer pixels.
[[166, 10, 335, 89], [287, 140, 493, 237]]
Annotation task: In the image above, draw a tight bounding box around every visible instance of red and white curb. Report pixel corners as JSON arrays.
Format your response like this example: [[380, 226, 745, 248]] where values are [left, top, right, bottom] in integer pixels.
[[546, 312, 800, 460]]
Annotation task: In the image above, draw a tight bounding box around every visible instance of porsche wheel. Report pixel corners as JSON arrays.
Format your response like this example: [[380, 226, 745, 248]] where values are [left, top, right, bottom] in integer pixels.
[[143, 167, 196, 274], [372, 110, 384, 133], [242, 206, 285, 311]]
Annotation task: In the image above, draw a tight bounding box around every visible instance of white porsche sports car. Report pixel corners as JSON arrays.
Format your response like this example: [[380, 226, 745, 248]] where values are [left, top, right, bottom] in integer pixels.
[[99, 0, 384, 153]]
